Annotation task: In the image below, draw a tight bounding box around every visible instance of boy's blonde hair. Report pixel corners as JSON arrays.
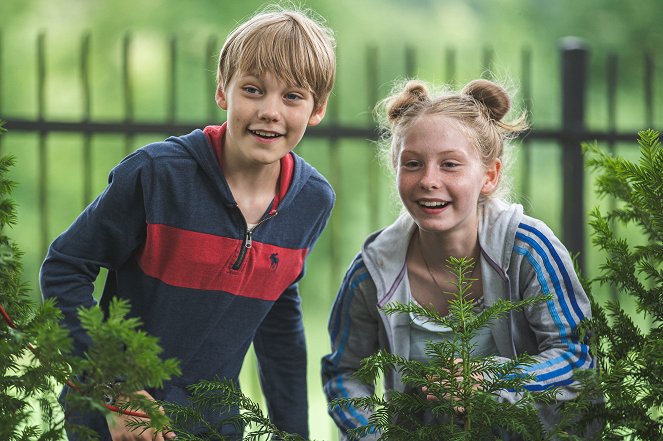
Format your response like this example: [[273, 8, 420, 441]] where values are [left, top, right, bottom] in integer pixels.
[[217, 6, 336, 111]]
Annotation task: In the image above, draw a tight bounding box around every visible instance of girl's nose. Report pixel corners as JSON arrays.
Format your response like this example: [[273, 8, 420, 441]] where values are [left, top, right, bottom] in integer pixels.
[[420, 167, 440, 190]]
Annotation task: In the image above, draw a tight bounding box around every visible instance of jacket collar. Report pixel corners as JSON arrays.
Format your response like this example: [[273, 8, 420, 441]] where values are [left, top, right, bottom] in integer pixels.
[[361, 198, 524, 301]]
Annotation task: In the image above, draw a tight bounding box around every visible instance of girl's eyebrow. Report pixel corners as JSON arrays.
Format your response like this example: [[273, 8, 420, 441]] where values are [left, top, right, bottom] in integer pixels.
[[400, 148, 464, 155]]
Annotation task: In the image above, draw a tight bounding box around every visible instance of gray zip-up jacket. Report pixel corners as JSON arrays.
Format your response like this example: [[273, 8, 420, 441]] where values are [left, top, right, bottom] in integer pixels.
[[322, 198, 593, 439]]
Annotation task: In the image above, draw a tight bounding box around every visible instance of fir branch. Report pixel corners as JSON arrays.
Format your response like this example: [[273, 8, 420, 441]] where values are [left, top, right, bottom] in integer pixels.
[[145, 378, 313, 441], [579, 130, 663, 439]]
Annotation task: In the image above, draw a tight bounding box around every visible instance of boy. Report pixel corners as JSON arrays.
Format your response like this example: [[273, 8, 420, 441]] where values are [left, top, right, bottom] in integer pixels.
[[40, 6, 336, 440]]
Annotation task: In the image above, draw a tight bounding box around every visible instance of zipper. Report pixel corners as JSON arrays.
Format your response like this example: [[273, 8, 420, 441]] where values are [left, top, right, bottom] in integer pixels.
[[231, 209, 278, 270]]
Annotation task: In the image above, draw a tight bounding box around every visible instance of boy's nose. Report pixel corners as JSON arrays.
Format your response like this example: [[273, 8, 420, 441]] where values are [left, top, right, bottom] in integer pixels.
[[258, 96, 281, 122]]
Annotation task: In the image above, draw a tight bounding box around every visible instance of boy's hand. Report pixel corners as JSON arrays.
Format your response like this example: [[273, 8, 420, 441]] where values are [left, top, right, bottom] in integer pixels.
[[106, 389, 175, 440]]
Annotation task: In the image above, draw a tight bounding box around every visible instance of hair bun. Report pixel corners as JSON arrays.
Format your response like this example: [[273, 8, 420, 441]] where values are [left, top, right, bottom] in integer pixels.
[[462, 79, 510, 121], [386, 80, 429, 125]]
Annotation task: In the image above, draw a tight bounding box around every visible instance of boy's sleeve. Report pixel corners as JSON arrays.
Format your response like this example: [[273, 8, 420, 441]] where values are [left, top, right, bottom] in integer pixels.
[[39, 151, 151, 356], [321, 255, 381, 440], [252, 282, 308, 436]]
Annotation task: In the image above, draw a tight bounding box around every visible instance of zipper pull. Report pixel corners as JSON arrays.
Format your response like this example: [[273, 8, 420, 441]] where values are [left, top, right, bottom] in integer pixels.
[[245, 230, 252, 249]]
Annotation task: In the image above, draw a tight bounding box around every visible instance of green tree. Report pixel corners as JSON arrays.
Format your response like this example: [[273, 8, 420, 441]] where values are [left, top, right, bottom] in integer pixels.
[[572, 130, 663, 440], [0, 122, 180, 440]]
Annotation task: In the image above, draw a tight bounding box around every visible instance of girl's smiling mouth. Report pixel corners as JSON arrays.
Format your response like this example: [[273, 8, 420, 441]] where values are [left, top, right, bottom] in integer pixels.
[[418, 200, 449, 208]]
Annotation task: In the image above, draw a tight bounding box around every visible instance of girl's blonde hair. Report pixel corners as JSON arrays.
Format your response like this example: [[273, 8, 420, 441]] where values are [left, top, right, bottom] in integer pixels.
[[378, 78, 529, 201], [217, 6, 336, 111]]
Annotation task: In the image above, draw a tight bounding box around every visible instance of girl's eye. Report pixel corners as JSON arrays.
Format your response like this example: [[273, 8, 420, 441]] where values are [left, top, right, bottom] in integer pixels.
[[442, 161, 459, 168], [402, 160, 421, 169]]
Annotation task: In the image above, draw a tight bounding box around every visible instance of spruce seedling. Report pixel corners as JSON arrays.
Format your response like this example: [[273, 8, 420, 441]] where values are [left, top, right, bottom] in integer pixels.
[[333, 256, 556, 441]]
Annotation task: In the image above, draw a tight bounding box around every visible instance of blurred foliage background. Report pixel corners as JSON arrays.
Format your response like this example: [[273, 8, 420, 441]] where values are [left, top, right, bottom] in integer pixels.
[[1, 0, 662, 438]]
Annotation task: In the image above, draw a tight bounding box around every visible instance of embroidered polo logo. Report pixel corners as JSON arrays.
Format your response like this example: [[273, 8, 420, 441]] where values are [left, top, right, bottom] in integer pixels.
[[270, 253, 279, 271]]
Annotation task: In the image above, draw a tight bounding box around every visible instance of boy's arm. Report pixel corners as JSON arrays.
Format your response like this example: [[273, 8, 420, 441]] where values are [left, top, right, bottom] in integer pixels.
[[252, 282, 308, 437], [40, 151, 150, 356]]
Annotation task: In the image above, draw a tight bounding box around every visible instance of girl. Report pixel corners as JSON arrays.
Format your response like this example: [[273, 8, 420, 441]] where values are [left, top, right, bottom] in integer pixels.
[[322, 79, 593, 439]]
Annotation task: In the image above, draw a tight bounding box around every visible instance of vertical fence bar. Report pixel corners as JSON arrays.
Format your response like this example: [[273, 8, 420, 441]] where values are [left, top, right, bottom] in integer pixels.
[[367, 45, 380, 232], [482, 46, 494, 78], [81, 32, 92, 207], [444, 47, 456, 86], [520, 47, 532, 201], [405, 45, 416, 78], [206, 36, 218, 123], [642, 51, 655, 322], [168, 35, 177, 133], [37, 32, 48, 255], [325, 61, 341, 424], [560, 37, 587, 271], [122, 33, 134, 155], [328, 47, 341, 286], [644, 52, 654, 128], [606, 52, 618, 301], [607, 53, 617, 143]]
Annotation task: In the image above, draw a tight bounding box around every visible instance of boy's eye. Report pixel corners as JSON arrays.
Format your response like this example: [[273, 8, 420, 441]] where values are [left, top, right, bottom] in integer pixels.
[[243, 86, 261, 94], [285, 92, 303, 101]]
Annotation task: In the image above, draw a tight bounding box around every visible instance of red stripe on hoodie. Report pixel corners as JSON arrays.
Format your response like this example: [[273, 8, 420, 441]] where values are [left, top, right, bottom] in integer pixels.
[[138, 223, 307, 301]]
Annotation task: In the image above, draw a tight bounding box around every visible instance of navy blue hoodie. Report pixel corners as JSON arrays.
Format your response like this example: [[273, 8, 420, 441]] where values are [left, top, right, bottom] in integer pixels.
[[40, 124, 335, 438]]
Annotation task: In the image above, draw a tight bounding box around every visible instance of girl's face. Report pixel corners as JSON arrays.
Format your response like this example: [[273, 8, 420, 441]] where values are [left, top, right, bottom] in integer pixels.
[[396, 114, 500, 238]]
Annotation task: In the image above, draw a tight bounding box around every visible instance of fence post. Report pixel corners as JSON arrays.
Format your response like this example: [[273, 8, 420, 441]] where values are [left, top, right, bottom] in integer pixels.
[[560, 37, 587, 271]]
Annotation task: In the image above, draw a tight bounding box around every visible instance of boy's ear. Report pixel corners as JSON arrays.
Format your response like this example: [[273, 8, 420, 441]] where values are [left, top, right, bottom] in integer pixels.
[[307, 99, 328, 127], [215, 84, 228, 110]]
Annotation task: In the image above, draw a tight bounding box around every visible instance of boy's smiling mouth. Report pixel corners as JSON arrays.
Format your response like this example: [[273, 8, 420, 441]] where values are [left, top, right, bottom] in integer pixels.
[[249, 129, 283, 139]]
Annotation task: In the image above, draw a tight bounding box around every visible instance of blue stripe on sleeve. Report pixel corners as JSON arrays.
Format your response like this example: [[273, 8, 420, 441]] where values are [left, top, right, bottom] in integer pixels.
[[514, 244, 569, 344], [512, 241, 590, 388], [515, 232, 577, 330], [329, 256, 365, 342], [518, 223, 585, 322], [325, 257, 371, 427]]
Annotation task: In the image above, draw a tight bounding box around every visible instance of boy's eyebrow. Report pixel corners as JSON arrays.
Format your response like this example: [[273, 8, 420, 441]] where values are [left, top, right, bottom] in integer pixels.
[[239, 72, 312, 92]]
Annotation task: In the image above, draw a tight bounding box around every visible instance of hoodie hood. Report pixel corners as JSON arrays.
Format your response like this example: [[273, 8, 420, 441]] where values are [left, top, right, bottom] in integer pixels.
[[361, 198, 523, 297], [477, 198, 523, 274], [169, 125, 316, 213]]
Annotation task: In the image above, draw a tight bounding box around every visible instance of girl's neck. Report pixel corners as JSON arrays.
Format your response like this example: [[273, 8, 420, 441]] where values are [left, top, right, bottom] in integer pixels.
[[416, 226, 481, 265]]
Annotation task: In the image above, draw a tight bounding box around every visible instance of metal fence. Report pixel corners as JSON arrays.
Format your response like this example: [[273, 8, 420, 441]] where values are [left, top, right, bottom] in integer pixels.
[[0, 32, 660, 277]]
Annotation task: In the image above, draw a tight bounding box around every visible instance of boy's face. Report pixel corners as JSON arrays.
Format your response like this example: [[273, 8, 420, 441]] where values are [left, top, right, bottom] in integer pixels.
[[216, 71, 327, 168]]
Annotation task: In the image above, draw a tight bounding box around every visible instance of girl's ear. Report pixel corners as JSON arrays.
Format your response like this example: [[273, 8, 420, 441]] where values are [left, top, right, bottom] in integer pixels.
[[481, 159, 501, 194], [308, 99, 328, 126], [215, 84, 228, 110]]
